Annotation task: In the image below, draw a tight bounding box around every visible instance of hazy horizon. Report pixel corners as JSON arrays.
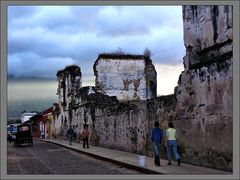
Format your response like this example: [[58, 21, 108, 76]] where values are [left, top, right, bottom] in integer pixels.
[[8, 79, 58, 119]]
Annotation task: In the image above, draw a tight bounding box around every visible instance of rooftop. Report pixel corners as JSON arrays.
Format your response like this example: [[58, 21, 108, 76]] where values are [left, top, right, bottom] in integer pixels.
[[97, 53, 145, 60]]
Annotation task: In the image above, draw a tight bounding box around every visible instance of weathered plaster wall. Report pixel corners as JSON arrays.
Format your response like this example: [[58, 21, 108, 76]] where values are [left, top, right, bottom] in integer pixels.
[[55, 65, 82, 136], [94, 54, 157, 101], [93, 102, 149, 153], [52, 104, 61, 137], [172, 5, 233, 171], [72, 95, 176, 156], [86, 5, 232, 171], [86, 85, 232, 171], [182, 5, 232, 70], [69, 93, 152, 154]]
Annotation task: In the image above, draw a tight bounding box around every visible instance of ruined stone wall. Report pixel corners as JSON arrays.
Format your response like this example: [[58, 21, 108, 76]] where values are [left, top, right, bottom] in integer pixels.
[[52, 107, 62, 137], [64, 80, 231, 171], [93, 101, 150, 153], [71, 106, 95, 141], [85, 5, 232, 171], [52, 5, 232, 171], [88, 85, 231, 171], [171, 5, 233, 171], [182, 5, 232, 70], [64, 91, 152, 154], [67, 93, 174, 154], [55, 65, 82, 136], [94, 54, 157, 101]]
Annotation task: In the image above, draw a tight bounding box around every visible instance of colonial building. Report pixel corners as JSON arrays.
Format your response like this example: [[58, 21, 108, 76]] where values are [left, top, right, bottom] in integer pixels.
[[27, 106, 53, 139], [42, 107, 53, 139], [93, 53, 157, 101], [29, 113, 42, 138]]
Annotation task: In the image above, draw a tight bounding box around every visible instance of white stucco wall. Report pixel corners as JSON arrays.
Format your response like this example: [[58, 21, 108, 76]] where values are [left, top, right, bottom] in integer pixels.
[[95, 58, 148, 100]]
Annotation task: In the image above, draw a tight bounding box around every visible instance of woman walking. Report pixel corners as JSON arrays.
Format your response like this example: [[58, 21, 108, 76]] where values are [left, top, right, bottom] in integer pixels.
[[166, 122, 181, 166]]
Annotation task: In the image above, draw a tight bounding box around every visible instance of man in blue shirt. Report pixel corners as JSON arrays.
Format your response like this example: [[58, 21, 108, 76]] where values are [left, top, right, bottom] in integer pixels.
[[67, 126, 74, 145], [151, 121, 163, 166]]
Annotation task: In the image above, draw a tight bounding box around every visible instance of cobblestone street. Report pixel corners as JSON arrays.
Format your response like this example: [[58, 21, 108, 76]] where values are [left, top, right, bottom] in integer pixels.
[[7, 140, 143, 175]]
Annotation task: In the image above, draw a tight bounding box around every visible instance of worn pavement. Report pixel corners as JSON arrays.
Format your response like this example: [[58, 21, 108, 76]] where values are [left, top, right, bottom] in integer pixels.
[[35, 138, 231, 175]]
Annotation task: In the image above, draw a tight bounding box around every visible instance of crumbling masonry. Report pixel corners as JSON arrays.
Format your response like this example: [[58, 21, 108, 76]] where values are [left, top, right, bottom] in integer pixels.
[[93, 53, 157, 101], [53, 5, 233, 171]]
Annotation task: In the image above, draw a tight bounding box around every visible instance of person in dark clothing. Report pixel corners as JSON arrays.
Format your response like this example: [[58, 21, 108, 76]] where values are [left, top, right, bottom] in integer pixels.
[[82, 125, 89, 148], [151, 121, 163, 166], [73, 131, 76, 142], [67, 126, 74, 145]]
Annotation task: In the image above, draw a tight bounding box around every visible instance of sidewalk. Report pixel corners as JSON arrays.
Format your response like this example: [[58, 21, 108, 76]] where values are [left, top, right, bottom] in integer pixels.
[[35, 138, 231, 175]]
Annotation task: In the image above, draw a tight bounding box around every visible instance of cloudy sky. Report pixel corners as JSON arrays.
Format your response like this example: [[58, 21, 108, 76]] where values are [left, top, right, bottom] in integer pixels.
[[8, 5, 185, 96]]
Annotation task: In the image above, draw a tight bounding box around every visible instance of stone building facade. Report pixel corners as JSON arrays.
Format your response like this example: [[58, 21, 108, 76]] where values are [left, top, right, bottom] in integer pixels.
[[93, 54, 157, 101], [69, 86, 98, 140]]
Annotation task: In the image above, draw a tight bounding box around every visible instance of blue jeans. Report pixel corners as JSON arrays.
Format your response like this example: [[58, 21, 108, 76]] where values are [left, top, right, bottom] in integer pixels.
[[152, 143, 160, 158], [68, 134, 73, 145], [152, 143, 160, 165], [167, 140, 180, 163]]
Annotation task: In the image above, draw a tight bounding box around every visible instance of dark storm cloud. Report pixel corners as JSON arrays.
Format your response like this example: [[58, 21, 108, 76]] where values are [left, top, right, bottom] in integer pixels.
[[8, 52, 75, 79], [8, 6, 185, 81]]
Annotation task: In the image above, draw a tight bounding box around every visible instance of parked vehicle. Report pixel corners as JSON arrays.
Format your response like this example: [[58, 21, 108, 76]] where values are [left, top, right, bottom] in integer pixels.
[[14, 123, 33, 147], [7, 124, 19, 143]]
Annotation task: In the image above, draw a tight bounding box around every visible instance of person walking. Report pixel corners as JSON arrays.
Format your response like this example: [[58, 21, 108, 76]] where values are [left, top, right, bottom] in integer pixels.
[[151, 121, 163, 166], [67, 126, 74, 145], [82, 125, 89, 148], [166, 122, 181, 166]]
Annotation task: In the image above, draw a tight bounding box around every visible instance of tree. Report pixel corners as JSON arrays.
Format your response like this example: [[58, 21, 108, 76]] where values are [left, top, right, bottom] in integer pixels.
[[113, 47, 125, 55], [143, 47, 152, 58]]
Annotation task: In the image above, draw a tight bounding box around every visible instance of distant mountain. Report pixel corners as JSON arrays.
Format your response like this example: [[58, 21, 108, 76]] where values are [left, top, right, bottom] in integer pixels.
[[8, 98, 57, 119], [7, 78, 58, 118], [7, 74, 56, 81], [7, 118, 21, 125], [7, 74, 55, 81]]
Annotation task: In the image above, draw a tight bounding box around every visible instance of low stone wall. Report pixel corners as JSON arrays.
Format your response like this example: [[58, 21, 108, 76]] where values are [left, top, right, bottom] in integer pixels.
[[74, 91, 232, 171]]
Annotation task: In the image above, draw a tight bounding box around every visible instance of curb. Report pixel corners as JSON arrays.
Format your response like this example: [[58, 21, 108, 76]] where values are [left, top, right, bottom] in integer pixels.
[[35, 138, 162, 174]]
